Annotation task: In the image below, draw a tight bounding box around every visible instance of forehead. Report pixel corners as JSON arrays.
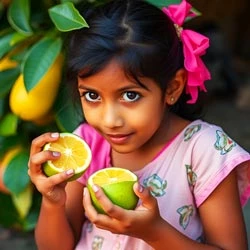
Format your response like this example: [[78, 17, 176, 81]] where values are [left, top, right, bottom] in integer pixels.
[[78, 60, 127, 84], [77, 59, 162, 94]]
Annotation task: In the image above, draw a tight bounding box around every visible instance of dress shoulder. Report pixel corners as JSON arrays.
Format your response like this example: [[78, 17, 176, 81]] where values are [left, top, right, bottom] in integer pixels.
[[182, 120, 250, 206]]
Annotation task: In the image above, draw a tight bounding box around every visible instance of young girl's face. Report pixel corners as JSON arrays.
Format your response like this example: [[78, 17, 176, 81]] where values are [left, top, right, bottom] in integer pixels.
[[78, 60, 169, 154]]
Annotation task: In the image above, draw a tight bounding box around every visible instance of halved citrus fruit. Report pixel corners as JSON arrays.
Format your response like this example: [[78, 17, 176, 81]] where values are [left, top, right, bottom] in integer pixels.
[[43, 133, 91, 181], [87, 167, 138, 214]]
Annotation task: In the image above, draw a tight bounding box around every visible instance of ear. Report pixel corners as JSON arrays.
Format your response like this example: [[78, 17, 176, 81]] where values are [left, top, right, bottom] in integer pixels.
[[165, 69, 187, 105]]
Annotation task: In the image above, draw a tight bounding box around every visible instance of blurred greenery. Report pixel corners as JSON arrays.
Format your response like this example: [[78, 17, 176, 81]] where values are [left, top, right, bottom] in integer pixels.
[[0, 0, 183, 231]]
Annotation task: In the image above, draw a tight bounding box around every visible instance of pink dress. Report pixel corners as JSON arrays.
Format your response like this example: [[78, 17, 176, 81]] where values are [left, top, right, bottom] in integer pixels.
[[74, 120, 250, 250]]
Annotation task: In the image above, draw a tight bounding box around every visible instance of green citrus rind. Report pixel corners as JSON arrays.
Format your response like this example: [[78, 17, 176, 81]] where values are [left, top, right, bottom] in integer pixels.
[[87, 168, 139, 214]]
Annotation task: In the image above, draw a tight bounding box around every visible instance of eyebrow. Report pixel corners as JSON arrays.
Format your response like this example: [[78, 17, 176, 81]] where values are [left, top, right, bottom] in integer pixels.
[[78, 83, 150, 93]]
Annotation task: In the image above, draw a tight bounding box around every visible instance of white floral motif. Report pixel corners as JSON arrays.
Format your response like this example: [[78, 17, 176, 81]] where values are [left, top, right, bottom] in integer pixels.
[[143, 174, 167, 197]]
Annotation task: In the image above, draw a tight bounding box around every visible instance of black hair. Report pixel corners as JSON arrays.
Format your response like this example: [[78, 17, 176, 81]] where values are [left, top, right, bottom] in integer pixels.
[[66, 0, 206, 120]]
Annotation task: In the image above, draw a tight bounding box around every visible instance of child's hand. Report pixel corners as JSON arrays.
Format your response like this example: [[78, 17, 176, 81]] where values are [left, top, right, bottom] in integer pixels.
[[83, 182, 164, 241], [28, 132, 75, 206]]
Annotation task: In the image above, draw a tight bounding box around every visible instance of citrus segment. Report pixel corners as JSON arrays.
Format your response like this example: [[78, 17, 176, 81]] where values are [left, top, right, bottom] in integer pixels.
[[88, 167, 138, 214], [43, 133, 91, 181]]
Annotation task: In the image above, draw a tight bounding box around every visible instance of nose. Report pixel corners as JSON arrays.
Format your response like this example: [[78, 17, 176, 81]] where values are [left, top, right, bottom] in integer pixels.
[[102, 103, 124, 129]]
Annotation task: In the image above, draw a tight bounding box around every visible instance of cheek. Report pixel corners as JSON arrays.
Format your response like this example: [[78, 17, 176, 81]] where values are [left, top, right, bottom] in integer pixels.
[[81, 103, 98, 125], [128, 103, 165, 130]]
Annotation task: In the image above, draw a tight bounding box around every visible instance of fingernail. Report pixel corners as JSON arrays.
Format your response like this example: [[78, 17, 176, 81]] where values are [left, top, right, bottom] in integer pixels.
[[66, 169, 74, 176], [51, 132, 59, 138], [92, 184, 99, 193], [52, 151, 60, 157], [139, 185, 144, 193], [83, 187, 87, 196]]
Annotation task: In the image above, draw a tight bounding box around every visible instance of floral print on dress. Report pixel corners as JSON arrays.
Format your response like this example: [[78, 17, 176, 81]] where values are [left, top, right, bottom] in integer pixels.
[[92, 235, 104, 250], [86, 222, 94, 233], [214, 130, 236, 155], [185, 164, 197, 190], [184, 124, 201, 141], [177, 205, 194, 230], [143, 174, 167, 197]]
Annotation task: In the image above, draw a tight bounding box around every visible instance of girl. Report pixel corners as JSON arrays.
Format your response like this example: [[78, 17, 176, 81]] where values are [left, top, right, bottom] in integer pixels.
[[28, 0, 250, 249]]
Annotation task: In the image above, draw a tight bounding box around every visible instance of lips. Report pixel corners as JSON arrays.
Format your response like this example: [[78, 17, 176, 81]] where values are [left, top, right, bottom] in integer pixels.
[[105, 133, 133, 144]]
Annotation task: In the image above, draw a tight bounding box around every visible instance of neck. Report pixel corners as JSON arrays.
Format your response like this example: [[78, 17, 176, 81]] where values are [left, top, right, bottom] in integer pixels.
[[111, 112, 190, 171]]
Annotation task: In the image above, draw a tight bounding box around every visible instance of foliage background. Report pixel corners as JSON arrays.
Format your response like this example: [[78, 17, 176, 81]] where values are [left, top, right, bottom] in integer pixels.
[[0, 0, 181, 231]]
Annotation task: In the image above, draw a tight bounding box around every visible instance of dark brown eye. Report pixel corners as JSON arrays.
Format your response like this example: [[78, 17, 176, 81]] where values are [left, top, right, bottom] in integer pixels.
[[123, 91, 140, 102], [85, 92, 101, 102]]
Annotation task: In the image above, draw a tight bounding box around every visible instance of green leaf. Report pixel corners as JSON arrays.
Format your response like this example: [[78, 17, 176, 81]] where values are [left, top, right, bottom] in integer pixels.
[[49, 2, 89, 32], [54, 85, 83, 132], [23, 36, 62, 92], [191, 7, 202, 17], [146, 0, 181, 8], [146, 0, 201, 20], [0, 98, 6, 119], [11, 184, 32, 218], [0, 135, 22, 159], [3, 151, 30, 195], [0, 112, 18, 136], [22, 190, 41, 231], [0, 67, 20, 97], [0, 192, 19, 227], [10, 32, 28, 46], [0, 33, 15, 58], [60, 0, 83, 4], [7, 0, 33, 35]]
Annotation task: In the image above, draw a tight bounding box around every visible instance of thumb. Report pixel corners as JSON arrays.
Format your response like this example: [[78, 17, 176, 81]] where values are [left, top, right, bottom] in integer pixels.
[[133, 182, 157, 210]]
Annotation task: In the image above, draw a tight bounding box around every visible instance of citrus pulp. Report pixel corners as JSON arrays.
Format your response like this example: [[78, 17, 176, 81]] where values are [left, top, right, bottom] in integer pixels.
[[43, 133, 92, 181]]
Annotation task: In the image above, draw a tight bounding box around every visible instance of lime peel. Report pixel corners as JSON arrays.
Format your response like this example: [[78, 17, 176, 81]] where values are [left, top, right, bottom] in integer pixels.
[[87, 167, 139, 214]]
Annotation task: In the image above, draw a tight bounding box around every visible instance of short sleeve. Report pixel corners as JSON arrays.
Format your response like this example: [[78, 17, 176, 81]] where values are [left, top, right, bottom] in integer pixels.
[[74, 123, 111, 185], [189, 123, 250, 207]]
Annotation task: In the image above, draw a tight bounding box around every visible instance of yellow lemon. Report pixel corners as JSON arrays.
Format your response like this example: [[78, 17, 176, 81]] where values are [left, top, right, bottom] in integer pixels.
[[9, 54, 63, 121], [0, 56, 18, 71], [87, 167, 138, 214], [43, 133, 92, 181]]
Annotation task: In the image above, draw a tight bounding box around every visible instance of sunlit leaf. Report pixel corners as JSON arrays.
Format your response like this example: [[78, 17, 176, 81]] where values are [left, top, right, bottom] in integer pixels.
[[49, 2, 89, 32], [23, 36, 62, 91], [10, 32, 28, 46], [3, 151, 30, 195], [7, 0, 33, 35], [0, 112, 18, 136], [11, 184, 32, 218], [22, 191, 41, 231], [190, 7, 201, 17]]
